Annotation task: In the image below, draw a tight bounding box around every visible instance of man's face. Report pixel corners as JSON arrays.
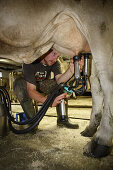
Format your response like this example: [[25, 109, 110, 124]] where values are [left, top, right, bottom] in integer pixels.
[[43, 50, 60, 66]]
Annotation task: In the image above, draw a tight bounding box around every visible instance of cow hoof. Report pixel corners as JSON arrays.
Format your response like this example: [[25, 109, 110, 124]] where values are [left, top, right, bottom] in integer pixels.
[[83, 140, 112, 158], [81, 126, 97, 137]]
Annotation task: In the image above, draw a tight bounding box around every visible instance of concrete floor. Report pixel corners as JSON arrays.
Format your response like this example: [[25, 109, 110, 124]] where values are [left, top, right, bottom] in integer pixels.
[[0, 96, 113, 170]]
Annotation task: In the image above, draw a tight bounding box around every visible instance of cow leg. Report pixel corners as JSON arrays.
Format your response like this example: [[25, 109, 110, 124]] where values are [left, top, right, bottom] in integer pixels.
[[83, 40, 113, 158], [81, 59, 103, 137]]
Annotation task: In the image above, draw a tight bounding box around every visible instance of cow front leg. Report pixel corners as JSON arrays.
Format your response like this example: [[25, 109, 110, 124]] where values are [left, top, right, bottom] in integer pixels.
[[81, 60, 103, 137]]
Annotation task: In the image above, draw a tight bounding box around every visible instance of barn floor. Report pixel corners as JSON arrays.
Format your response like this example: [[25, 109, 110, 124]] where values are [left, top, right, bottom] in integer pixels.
[[0, 96, 113, 170]]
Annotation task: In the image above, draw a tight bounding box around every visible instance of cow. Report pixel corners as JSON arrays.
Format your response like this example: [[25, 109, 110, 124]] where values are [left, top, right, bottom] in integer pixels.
[[0, 0, 113, 158]]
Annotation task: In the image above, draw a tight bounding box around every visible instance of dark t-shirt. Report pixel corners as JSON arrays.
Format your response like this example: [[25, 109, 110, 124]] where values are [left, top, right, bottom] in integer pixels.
[[23, 60, 62, 86]]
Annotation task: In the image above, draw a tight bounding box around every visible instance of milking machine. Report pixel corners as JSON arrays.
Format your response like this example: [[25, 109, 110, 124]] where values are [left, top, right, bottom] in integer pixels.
[[65, 53, 91, 96], [0, 53, 91, 134]]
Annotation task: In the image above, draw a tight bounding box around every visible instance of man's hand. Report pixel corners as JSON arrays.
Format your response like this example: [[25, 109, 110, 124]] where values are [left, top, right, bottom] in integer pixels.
[[51, 93, 67, 107]]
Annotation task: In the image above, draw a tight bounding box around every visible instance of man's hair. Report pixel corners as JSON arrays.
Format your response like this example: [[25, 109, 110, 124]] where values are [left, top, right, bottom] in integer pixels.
[[45, 48, 53, 55]]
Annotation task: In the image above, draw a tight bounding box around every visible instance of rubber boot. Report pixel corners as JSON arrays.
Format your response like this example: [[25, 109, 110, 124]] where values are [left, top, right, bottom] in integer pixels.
[[20, 99, 38, 134], [56, 99, 79, 129], [13, 76, 36, 119], [13, 76, 38, 133], [20, 99, 36, 119]]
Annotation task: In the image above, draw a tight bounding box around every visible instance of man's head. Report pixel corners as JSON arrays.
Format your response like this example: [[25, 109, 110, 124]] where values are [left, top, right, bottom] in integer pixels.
[[41, 49, 60, 66]]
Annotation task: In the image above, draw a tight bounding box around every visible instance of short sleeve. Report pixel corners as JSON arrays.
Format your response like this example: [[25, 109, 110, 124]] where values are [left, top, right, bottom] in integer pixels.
[[23, 63, 36, 85]]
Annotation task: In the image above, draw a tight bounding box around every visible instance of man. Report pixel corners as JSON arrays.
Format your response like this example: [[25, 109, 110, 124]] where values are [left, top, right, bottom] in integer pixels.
[[13, 49, 79, 129]]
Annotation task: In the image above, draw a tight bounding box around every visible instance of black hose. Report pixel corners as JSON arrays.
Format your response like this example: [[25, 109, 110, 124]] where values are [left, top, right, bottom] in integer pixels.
[[0, 86, 11, 111], [0, 83, 64, 134], [0, 83, 62, 126], [11, 83, 63, 125]]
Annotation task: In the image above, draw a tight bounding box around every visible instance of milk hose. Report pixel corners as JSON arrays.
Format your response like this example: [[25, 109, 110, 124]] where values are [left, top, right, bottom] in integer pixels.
[[0, 83, 64, 134]]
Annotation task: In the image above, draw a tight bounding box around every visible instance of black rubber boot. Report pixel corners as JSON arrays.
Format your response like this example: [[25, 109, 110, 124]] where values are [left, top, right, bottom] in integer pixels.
[[13, 76, 36, 119], [20, 99, 36, 119], [56, 99, 79, 129], [13, 76, 38, 132], [20, 99, 38, 134]]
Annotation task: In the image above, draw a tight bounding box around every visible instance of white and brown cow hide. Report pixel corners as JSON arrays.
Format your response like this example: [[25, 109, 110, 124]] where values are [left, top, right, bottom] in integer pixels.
[[0, 0, 113, 158]]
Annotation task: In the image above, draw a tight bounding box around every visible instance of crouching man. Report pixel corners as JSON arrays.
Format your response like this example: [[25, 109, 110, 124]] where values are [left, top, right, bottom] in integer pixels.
[[13, 49, 79, 129]]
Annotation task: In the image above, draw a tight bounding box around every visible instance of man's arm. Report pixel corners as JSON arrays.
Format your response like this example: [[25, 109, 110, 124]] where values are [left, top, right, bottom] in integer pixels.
[[27, 82, 67, 107], [55, 59, 74, 84], [27, 82, 47, 103], [55, 69, 73, 84]]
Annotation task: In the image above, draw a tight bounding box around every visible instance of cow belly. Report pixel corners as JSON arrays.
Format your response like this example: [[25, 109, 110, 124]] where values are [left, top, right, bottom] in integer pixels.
[[0, 40, 34, 63]]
